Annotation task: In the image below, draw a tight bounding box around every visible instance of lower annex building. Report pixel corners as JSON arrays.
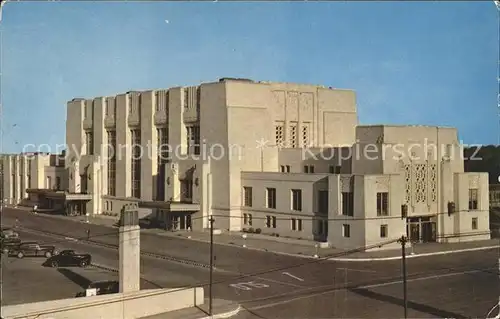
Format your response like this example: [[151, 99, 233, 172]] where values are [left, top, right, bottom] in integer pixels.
[[1, 78, 491, 250]]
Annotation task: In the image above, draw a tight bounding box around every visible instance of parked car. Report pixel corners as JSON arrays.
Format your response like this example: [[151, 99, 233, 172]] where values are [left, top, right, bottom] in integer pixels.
[[1, 228, 19, 239], [1, 237, 21, 253], [45, 249, 91, 268], [75, 280, 119, 297], [8, 241, 58, 259]]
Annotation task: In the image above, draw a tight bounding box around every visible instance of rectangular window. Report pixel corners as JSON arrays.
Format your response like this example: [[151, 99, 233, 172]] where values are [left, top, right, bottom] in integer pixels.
[[469, 189, 478, 210], [130, 129, 141, 198], [380, 224, 388, 238], [297, 219, 302, 231], [27, 174, 31, 189], [12, 174, 16, 199], [105, 99, 109, 116], [266, 188, 276, 209], [302, 123, 310, 147], [266, 215, 271, 228], [291, 218, 296, 231], [186, 124, 200, 155], [181, 179, 193, 201], [184, 88, 189, 109], [318, 190, 329, 214], [243, 213, 253, 226], [304, 165, 314, 173], [342, 224, 350, 238], [85, 131, 94, 155], [107, 130, 116, 196], [243, 187, 252, 207], [275, 123, 284, 147], [329, 165, 341, 174], [285, 165, 290, 173], [289, 124, 297, 148], [342, 192, 354, 216], [272, 216, 277, 229], [291, 189, 302, 211], [377, 192, 389, 216], [472, 217, 478, 230], [291, 218, 303, 231], [46, 176, 52, 189], [55, 177, 61, 190]]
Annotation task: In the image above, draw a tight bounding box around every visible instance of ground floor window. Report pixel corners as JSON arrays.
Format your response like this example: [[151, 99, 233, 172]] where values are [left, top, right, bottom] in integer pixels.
[[243, 213, 253, 226], [291, 218, 302, 231], [342, 224, 350, 238], [380, 224, 388, 238], [472, 217, 478, 230]]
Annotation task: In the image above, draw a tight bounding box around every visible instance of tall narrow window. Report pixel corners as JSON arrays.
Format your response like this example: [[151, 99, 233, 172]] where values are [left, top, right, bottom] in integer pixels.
[[156, 127, 168, 200], [267, 188, 276, 209], [291, 189, 302, 211], [377, 192, 389, 216], [275, 122, 284, 147], [243, 187, 252, 207], [107, 130, 116, 196], [130, 129, 141, 198], [184, 88, 189, 109], [289, 123, 297, 148], [342, 192, 354, 216], [55, 177, 61, 190], [85, 131, 94, 155], [302, 123, 310, 147], [469, 189, 478, 210], [186, 124, 200, 155], [472, 217, 478, 230], [46, 176, 52, 189]]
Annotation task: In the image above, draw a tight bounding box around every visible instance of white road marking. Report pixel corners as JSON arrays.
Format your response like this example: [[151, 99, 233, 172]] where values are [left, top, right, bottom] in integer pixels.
[[336, 267, 377, 273], [255, 275, 304, 288], [64, 237, 78, 242], [358, 268, 491, 289], [229, 281, 270, 291], [282, 272, 304, 281], [247, 267, 496, 311]]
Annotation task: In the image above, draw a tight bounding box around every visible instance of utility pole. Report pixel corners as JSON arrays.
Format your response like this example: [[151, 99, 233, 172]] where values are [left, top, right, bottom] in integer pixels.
[[209, 216, 214, 316], [398, 235, 409, 319]]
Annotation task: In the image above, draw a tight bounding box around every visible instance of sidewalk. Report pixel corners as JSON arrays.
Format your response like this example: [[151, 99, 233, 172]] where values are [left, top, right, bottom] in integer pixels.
[[9, 209, 500, 262], [142, 299, 241, 319]]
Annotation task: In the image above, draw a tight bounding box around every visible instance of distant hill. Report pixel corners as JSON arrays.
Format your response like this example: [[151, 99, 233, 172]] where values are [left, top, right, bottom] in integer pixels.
[[463, 145, 500, 184]]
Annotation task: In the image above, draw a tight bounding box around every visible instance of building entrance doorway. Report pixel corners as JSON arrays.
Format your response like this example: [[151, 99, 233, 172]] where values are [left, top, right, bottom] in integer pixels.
[[167, 213, 192, 231], [407, 216, 436, 243]]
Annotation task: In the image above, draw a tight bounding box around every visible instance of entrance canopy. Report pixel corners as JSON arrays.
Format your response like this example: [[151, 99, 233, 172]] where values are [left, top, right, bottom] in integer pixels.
[[139, 200, 200, 212]]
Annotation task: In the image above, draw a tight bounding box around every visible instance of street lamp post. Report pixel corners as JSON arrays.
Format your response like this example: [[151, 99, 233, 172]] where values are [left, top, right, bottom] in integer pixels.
[[209, 217, 215, 316], [398, 235, 409, 319]]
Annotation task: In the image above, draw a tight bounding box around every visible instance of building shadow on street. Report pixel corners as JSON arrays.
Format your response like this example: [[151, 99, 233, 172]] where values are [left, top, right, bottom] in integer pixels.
[[349, 287, 467, 319], [57, 268, 92, 290]]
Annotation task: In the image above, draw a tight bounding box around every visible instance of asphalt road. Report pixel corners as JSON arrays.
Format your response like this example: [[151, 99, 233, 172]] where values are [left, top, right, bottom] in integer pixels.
[[2, 208, 499, 318]]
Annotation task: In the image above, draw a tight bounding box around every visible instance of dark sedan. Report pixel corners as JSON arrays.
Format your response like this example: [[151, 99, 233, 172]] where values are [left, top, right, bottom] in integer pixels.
[[45, 249, 91, 268]]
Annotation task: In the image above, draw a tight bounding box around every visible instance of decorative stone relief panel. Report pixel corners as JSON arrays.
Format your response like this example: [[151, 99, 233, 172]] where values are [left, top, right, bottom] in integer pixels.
[[376, 176, 390, 191], [413, 164, 428, 203], [404, 164, 411, 204], [428, 164, 437, 202], [340, 176, 353, 192], [275, 122, 284, 148], [286, 91, 299, 121], [299, 92, 313, 120], [469, 175, 479, 189], [272, 91, 286, 118]]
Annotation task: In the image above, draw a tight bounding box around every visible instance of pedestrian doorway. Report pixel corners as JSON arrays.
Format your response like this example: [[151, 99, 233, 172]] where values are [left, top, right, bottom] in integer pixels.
[[407, 216, 436, 243], [167, 213, 192, 231]]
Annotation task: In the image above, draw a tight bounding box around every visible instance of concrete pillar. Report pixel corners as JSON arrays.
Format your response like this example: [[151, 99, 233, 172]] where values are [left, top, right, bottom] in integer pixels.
[[119, 204, 140, 293]]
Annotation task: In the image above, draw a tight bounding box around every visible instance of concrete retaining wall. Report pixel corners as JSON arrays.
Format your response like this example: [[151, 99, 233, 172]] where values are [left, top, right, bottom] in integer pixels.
[[1, 287, 204, 319]]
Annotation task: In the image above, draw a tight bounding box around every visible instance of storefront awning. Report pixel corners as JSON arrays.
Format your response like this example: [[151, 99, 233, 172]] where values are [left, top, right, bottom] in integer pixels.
[[139, 200, 200, 212], [26, 189, 92, 201]]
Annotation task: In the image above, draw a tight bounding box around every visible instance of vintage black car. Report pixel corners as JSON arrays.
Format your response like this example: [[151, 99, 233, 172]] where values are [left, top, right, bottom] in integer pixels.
[[8, 241, 58, 258], [75, 280, 119, 297], [45, 250, 91, 268]]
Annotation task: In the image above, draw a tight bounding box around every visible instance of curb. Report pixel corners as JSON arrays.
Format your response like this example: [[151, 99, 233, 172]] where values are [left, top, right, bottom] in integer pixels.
[[328, 245, 500, 262], [199, 305, 242, 319]]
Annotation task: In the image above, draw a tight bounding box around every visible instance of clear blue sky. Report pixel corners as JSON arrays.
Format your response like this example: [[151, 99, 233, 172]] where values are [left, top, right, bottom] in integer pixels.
[[1, 1, 498, 153]]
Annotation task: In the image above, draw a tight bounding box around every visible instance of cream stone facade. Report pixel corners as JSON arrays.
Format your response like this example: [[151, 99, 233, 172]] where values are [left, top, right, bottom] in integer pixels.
[[2, 78, 491, 250]]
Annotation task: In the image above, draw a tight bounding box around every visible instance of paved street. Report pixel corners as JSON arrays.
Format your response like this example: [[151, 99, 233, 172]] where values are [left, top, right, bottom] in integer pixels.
[[2, 207, 500, 318]]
